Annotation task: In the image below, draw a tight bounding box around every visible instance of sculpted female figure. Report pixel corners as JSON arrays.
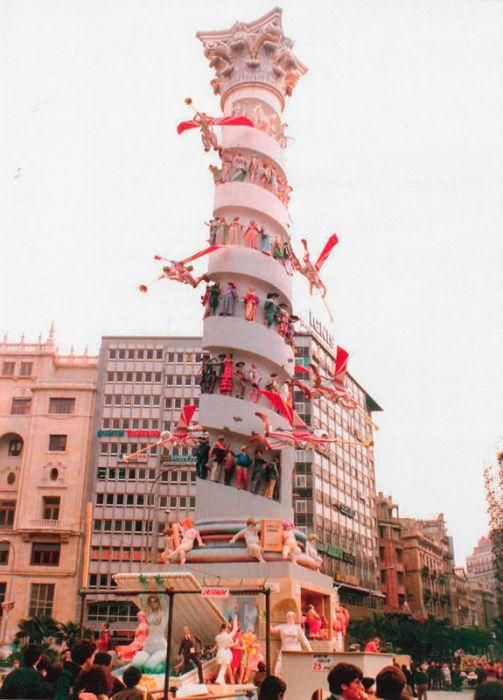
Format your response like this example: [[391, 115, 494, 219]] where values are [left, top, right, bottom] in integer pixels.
[[116, 612, 148, 661], [271, 611, 312, 677], [132, 595, 169, 672]]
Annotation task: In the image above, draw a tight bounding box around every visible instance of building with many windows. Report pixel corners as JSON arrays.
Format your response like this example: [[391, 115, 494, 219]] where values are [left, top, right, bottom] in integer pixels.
[[84, 336, 201, 628], [293, 321, 383, 619], [377, 493, 406, 612], [466, 534, 498, 628], [399, 514, 454, 622], [86, 327, 383, 629], [0, 329, 98, 637]]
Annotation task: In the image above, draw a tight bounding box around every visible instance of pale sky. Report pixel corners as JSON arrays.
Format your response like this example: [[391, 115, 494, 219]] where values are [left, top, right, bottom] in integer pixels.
[[2, 0, 503, 564]]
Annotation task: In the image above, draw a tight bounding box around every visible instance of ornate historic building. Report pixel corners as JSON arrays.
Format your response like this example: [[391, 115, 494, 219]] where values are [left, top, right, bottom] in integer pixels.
[[0, 329, 97, 637], [399, 514, 454, 622], [376, 493, 406, 613], [484, 457, 503, 616]]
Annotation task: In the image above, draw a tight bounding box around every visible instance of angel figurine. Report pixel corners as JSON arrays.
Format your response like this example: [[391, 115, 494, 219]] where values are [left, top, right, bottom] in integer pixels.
[[229, 518, 264, 562], [162, 518, 204, 566], [177, 100, 253, 153], [282, 520, 301, 563]]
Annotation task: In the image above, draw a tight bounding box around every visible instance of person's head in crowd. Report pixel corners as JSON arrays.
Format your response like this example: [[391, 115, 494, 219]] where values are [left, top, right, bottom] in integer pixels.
[[258, 674, 287, 700], [45, 663, 63, 684], [70, 640, 97, 669], [375, 665, 406, 700], [327, 663, 364, 700], [36, 654, 52, 676], [362, 677, 376, 695], [94, 652, 112, 668], [23, 645, 42, 668], [122, 666, 143, 689], [475, 681, 503, 699], [74, 665, 109, 697]]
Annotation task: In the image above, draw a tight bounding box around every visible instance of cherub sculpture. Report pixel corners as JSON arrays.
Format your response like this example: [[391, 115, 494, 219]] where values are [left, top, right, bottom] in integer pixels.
[[281, 520, 301, 563], [162, 517, 204, 566], [139, 245, 220, 294], [177, 98, 253, 152], [299, 234, 339, 299], [229, 518, 264, 562]]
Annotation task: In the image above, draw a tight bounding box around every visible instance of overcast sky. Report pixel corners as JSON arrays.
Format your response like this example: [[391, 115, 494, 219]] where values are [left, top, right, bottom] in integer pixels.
[[2, 0, 503, 565]]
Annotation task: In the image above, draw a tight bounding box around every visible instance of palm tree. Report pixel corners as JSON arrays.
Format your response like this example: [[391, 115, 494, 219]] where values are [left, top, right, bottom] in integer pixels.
[[15, 615, 59, 644], [54, 621, 81, 648]]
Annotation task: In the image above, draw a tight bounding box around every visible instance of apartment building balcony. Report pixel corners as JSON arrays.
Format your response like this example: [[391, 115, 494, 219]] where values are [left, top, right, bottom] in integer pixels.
[[19, 519, 81, 542]]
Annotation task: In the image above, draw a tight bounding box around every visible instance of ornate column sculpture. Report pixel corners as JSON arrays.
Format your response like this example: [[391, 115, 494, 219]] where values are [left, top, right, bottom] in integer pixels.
[[187, 8, 308, 566]]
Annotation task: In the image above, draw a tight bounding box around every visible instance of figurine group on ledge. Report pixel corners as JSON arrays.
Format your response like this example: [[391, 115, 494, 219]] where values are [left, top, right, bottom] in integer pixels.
[[210, 149, 292, 206], [201, 285, 298, 345], [194, 434, 281, 499], [205, 215, 295, 270], [231, 100, 291, 149]]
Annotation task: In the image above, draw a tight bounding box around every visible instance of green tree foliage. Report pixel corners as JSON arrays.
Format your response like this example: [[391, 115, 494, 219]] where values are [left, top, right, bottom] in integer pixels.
[[348, 613, 493, 662]]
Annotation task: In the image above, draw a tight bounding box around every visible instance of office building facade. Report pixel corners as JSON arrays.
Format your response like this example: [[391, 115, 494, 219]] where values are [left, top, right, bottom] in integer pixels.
[[87, 328, 382, 628]]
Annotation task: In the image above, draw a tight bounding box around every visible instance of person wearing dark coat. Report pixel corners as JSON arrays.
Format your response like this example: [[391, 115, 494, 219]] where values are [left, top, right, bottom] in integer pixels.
[[177, 626, 204, 684], [54, 640, 96, 700], [0, 645, 53, 699]]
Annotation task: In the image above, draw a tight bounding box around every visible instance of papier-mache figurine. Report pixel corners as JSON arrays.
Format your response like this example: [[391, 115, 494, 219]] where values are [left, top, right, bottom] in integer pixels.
[[229, 518, 264, 562], [205, 217, 219, 245], [221, 150, 234, 182], [199, 352, 214, 394], [243, 287, 260, 322], [232, 151, 248, 181], [219, 354, 234, 396], [220, 281, 238, 316], [248, 364, 262, 404], [249, 155, 260, 182], [281, 520, 301, 563], [162, 517, 204, 566], [209, 617, 239, 685], [305, 533, 323, 571], [271, 611, 312, 677], [227, 216, 243, 245], [234, 361, 247, 399], [208, 281, 221, 316], [277, 303, 290, 338], [132, 594, 170, 673], [215, 217, 228, 245], [331, 602, 350, 652], [259, 225, 271, 255], [243, 221, 260, 249], [264, 292, 280, 327], [116, 611, 148, 661]]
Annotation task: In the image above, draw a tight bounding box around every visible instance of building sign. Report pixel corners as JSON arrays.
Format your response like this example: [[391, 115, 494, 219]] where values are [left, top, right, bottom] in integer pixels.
[[335, 572, 360, 586], [327, 545, 344, 560], [97, 429, 125, 437], [161, 454, 196, 463], [201, 587, 229, 599], [127, 430, 161, 438], [311, 654, 333, 672], [342, 552, 356, 565], [118, 455, 148, 464], [308, 311, 334, 348], [260, 520, 283, 552], [338, 504, 356, 519]]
